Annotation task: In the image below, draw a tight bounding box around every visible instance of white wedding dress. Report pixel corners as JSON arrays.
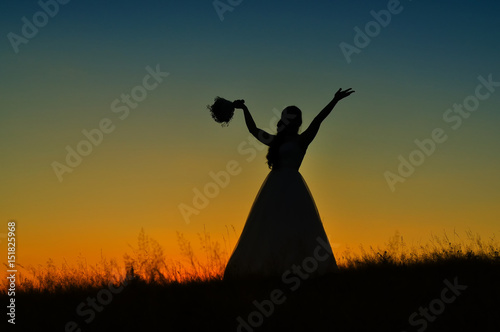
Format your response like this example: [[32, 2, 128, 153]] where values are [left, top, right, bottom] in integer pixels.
[[224, 138, 338, 279]]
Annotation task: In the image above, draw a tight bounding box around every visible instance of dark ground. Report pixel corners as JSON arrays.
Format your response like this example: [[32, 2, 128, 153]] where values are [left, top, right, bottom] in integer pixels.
[[7, 258, 500, 332]]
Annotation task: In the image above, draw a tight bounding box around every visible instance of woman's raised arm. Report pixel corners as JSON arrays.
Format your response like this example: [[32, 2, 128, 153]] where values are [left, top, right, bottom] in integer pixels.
[[234, 100, 275, 146], [299, 88, 355, 148]]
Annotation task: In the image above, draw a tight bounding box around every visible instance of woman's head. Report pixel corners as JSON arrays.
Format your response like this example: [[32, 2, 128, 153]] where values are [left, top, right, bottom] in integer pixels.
[[277, 106, 302, 134]]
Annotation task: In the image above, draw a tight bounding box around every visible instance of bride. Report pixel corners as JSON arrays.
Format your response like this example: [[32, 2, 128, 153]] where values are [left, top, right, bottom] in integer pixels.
[[224, 88, 355, 279]]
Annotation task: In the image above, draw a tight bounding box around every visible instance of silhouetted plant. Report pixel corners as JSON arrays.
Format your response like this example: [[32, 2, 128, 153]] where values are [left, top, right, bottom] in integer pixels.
[[2, 228, 498, 293]]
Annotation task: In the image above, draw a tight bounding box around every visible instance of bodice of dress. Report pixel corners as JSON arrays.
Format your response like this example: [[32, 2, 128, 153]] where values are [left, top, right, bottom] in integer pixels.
[[277, 139, 306, 170]]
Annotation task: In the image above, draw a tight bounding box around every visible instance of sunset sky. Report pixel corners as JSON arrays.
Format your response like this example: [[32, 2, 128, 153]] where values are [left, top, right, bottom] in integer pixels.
[[1, 0, 499, 269]]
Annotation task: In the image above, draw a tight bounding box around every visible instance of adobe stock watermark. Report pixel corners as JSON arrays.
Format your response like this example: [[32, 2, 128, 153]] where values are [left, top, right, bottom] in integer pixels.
[[51, 64, 169, 182], [7, 0, 72, 54], [402, 277, 467, 332], [339, 0, 410, 64], [236, 236, 334, 331], [178, 107, 292, 224], [213, 0, 244, 21], [64, 272, 136, 332], [384, 74, 499, 192]]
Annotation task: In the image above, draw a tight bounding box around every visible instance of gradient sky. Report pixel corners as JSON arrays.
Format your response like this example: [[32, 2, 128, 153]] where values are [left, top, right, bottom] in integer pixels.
[[1, 0, 499, 268]]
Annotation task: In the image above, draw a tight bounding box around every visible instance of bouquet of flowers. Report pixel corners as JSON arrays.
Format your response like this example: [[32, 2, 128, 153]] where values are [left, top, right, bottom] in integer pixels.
[[207, 97, 236, 126]]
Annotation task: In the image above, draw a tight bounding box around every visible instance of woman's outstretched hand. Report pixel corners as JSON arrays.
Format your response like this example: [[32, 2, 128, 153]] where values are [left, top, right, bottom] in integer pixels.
[[233, 99, 246, 109], [334, 88, 355, 101]]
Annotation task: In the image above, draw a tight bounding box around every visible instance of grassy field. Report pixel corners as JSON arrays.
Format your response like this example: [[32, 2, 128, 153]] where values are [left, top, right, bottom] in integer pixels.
[[2, 230, 499, 331]]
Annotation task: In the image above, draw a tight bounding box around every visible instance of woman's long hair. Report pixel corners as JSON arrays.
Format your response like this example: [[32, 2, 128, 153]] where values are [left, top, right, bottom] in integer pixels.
[[266, 106, 302, 169]]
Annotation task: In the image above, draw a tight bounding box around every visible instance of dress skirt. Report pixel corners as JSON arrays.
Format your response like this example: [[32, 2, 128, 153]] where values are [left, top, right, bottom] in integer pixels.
[[224, 168, 338, 279]]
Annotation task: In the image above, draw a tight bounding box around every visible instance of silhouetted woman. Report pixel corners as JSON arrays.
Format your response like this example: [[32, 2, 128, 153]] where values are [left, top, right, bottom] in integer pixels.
[[224, 88, 355, 279]]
